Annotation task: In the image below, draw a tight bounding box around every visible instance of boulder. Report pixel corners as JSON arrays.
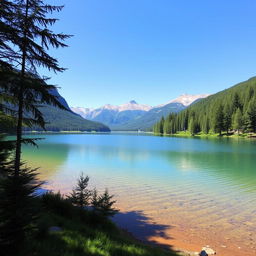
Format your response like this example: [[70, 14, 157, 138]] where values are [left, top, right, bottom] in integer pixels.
[[199, 250, 208, 256], [201, 246, 216, 255]]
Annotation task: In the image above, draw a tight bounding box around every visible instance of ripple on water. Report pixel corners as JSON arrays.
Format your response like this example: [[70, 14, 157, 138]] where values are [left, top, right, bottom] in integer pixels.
[[21, 134, 256, 256]]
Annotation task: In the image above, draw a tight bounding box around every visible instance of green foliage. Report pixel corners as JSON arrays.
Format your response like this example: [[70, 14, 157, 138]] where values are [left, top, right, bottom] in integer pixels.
[[112, 103, 186, 131], [92, 188, 119, 217], [0, 2, 71, 255], [153, 77, 256, 136], [223, 104, 232, 134], [233, 108, 243, 133], [202, 116, 210, 134], [28, 192, 180, 256], [0, 0, 71, 173], [0, 165, 41, 255], [159, 117, 165, 134], [41, 191, 75, 218], [68, 174, 91, 208], [27, 105, 111, 132], [247, 98, 256, 132], [213, 104, 224, 135], [188, 117, 196, 135], [68, 173, 119, 217]]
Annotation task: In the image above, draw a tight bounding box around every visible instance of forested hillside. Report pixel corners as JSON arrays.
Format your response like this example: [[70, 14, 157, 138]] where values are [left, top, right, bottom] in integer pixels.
[[32, 88, 110, 132], [26, 105, 111, 132], [153, 77, 256, 135]]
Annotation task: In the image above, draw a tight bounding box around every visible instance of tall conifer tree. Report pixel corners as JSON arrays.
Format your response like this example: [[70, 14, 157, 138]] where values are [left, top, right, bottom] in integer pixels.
[[0, 0, 71, 174]]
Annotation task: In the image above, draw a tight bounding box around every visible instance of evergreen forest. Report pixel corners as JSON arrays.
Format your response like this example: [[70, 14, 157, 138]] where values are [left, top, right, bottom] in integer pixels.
[[153, 77, 256, 136]]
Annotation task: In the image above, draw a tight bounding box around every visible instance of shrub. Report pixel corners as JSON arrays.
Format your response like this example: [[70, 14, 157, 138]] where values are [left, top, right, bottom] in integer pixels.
[[67, 173, 91, 208], [0, 165, 41, 255], [92, 188, 119, 217], [41, 191, 74, 218]]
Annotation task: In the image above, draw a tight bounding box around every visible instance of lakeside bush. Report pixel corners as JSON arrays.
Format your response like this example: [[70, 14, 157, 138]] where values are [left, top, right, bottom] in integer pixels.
[[68, 173, 119, 217], [30, 190, 180, 256], [0, 165, 42, 256]]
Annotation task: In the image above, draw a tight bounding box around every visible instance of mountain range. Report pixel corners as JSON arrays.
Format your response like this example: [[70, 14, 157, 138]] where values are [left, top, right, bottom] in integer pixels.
[[25, 88, 110, 132], [71, 94, 209, 131]]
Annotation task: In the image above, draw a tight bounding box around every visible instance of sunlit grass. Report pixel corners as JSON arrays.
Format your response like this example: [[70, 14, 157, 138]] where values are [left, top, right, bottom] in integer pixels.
[[26, 193, 184, 256]]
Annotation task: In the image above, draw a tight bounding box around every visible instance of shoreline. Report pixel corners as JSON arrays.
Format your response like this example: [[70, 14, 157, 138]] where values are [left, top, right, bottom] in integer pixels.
[[22, 132, 256, 256], [21, 130, 256, 140], [153, 131, 256, 140], [112, 209, 254, 256], [118, 227, 193, 256]]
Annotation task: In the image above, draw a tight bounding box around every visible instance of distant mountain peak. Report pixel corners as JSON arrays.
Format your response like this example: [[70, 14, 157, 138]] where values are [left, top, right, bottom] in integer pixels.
[[71, 101, 152, 121], [71, 94, 209, 130], [168, 93, 210, 106]]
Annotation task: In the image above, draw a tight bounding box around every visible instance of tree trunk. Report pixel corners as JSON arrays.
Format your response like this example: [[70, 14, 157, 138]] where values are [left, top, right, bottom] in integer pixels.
[[14, 0, 29, 176]]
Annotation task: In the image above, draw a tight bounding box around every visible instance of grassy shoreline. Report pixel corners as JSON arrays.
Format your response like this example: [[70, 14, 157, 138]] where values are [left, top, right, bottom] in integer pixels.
[[154, 131, 256, 139], [25, 193, 190, 256]]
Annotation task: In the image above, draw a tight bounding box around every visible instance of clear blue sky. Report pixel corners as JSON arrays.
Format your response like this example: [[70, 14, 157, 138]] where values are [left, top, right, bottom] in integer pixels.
[[44, 0, 256, 108]]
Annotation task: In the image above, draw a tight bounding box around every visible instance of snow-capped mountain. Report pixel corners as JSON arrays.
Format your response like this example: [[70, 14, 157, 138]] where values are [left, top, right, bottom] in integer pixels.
[[71, 107, 92, 117], [116, 100, 152, 112], [71, 101, 152, 120], [155, 94, 210, 108], [71, 94, 209, 130], [168, 94, 210, 106], [71, 100, 152, 127]]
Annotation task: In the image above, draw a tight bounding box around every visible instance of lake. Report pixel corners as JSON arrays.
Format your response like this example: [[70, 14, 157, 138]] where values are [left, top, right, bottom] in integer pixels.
[[22, 133, 256, 256]]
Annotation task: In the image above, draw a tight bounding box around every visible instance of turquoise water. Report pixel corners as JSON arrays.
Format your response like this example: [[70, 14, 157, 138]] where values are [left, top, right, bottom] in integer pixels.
[[21, 133, 256, 255]]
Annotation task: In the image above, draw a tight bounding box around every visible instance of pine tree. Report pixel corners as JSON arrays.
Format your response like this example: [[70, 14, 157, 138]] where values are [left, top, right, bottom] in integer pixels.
[[163, 118, 169, 134], [68, 173, 91, 208], [233, 92, 242, 111], [93, 189, 119, 217], [202, 116, 210, 134], [223, 104, 232, 135], [233, 108, 243, 134], [188, 117, 196, 135], [213, 104, 224, 135], [159, 116, 165, 134], [0, 165, 41, 255], [0, 0, 71, 174], [0, 2, 70, 253], [0, 133, 42, 255], [247, 99, 256, 132], [91, 188, 99, 209]]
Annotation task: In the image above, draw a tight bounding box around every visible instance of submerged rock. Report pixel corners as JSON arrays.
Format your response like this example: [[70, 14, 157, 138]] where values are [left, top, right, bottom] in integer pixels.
[[199, 250, 208, 256], [200, 246, 216, 255]]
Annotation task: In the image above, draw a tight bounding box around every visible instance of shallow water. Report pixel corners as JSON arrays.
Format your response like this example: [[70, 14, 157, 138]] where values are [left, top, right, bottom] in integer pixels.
[[21, 133, 256, 255]]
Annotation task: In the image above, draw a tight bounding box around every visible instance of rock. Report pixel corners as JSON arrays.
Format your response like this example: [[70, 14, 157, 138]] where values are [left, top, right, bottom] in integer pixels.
[[49, 226, 62, 233], [199, 250, 208, 256], [201, 246, 216, 255]]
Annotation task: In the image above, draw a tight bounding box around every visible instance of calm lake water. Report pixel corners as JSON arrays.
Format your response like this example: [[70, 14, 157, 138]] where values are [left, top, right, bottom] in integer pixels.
[[22, 133, 256, 256]]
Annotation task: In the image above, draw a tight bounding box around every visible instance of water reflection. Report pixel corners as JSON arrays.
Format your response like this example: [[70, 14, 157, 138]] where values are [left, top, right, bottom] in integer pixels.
[[22, 143, 70, 180], [21, 134, 256, 256], [22, 134, 256, 192]]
